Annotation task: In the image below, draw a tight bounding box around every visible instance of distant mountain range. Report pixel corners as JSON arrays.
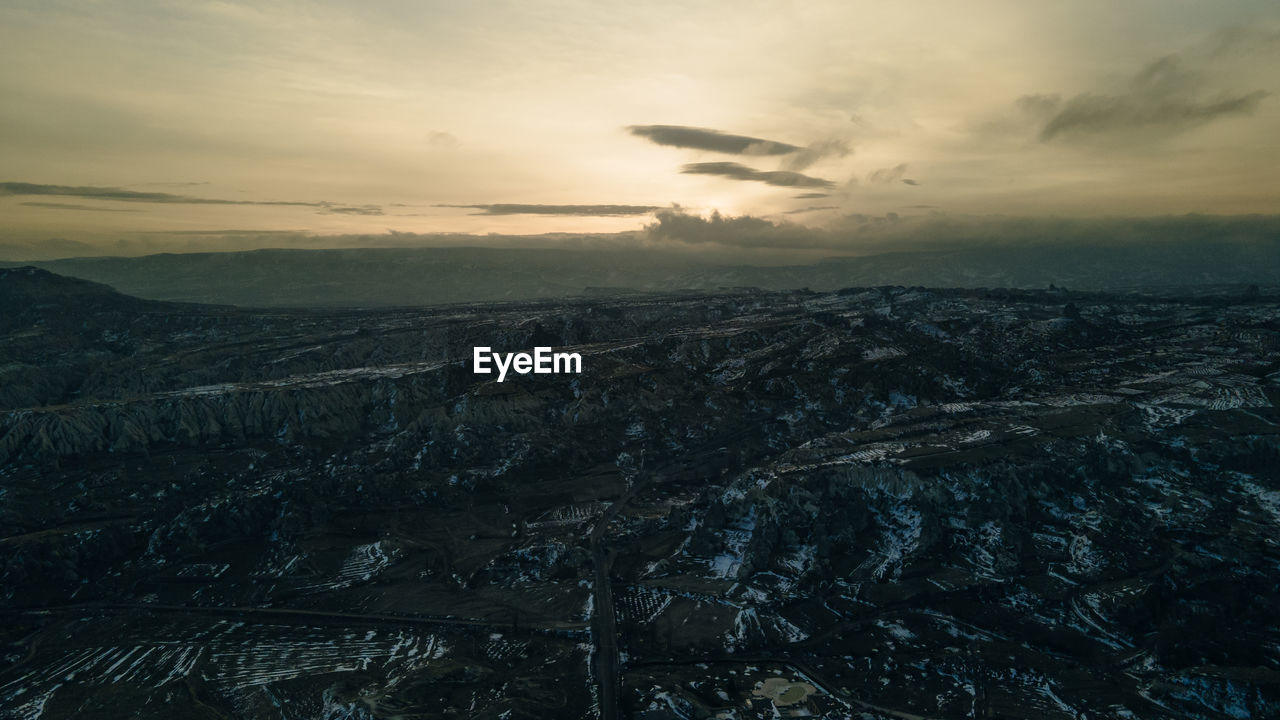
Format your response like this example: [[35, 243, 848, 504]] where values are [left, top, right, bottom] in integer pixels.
[[3, 236, 1278, 307]]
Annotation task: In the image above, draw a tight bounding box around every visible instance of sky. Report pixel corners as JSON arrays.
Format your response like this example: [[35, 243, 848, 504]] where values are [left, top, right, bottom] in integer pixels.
[[1, 1, 1278, 252]]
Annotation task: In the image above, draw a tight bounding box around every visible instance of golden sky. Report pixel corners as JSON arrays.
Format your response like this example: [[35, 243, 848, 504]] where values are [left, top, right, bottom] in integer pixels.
[[1, 1, 1278, 244]]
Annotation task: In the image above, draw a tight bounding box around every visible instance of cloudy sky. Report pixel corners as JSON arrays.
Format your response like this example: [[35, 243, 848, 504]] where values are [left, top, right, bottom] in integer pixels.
[[1, 1, 1278, 245]]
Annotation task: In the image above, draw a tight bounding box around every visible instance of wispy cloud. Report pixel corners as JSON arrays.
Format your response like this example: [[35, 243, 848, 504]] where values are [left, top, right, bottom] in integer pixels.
[[1038, 88, 1265, 142], [867, 164, 909, 184], [427, 130, 459, 147], [781, 139, 852, 171], [437, 203, 662, 216], [1027, 32, 1273, 142], [681, 162, 834, 188], [20, 201, 140, 213]]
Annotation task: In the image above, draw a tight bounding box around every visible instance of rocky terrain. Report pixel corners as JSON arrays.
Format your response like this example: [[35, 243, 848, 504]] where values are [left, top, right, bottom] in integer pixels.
[[2, 266, 1279, 719]]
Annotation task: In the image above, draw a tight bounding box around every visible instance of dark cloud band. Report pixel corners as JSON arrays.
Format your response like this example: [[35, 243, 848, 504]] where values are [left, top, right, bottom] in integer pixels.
[[627, 125, 800, 155], [647, 209, 1280, 253], [681, 162, 834, 189], [1, 182, 390, 218], [783, 205, 839, 215], [437, 203, 662, 216], [0, 182, 323, 207], [322, 206, 384, 216]]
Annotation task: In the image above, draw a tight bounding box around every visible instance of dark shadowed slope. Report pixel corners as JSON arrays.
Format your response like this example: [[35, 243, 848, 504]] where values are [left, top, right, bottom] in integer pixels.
[[0, 266, 153, 326]]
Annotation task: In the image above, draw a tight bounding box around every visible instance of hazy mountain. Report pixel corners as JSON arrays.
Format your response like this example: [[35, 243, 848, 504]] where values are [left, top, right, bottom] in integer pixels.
[[4, 235, 1279, 308]]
